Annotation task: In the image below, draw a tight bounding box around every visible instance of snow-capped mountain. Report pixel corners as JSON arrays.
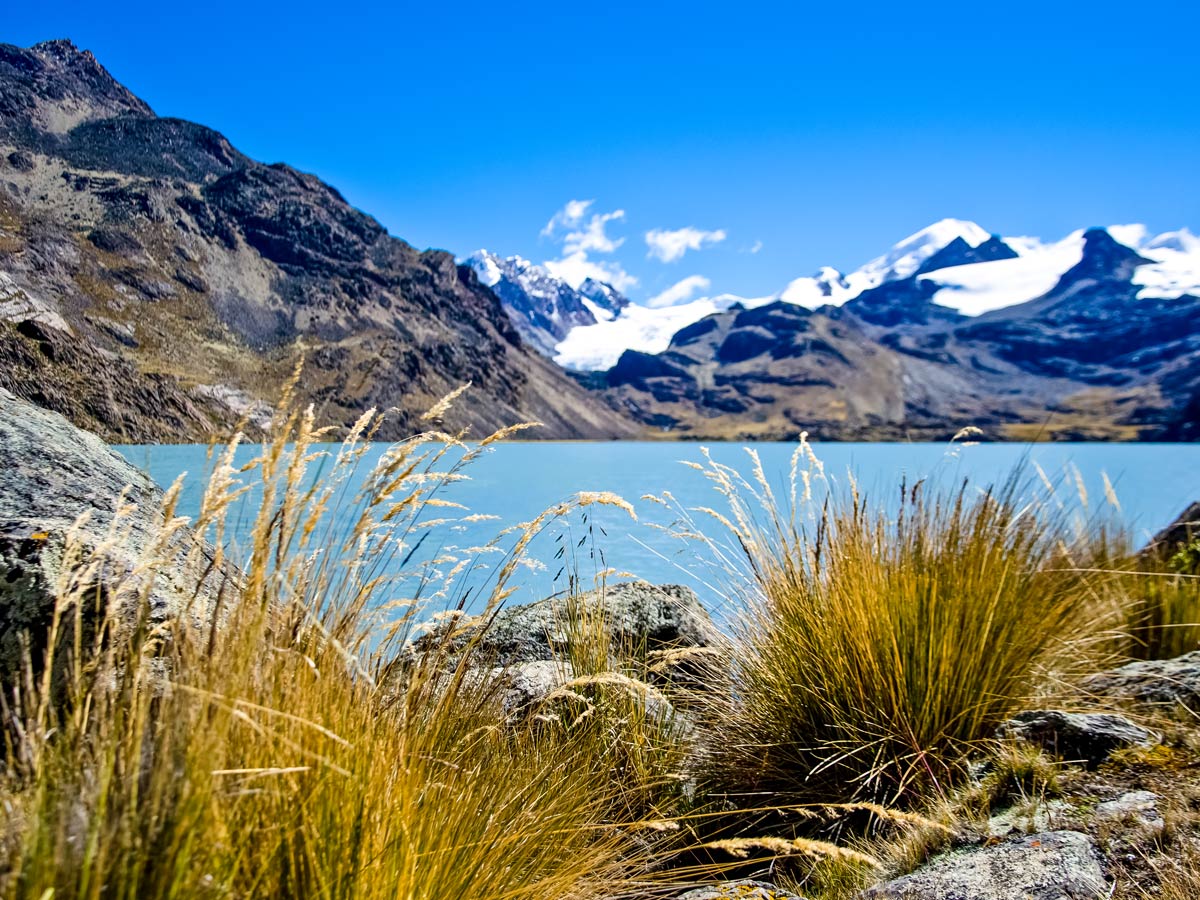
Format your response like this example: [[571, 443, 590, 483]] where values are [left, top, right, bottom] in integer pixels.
[[779, 218, 1200, 317], [536, 220, 1200, 371], [464, 251, 628, 356], [590, 223, 1200, 441]]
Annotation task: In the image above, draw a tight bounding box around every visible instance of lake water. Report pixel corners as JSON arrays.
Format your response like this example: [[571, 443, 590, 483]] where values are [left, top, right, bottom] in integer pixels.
[[115, 441, 1200, 611]]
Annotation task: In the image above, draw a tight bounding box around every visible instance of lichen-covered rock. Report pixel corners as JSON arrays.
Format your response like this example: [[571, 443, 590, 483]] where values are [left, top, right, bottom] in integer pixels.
[[487, 659, 575, 718], [1095, 790, 1163, 841], [0, 387, 227, 681], [1081, 652, 1200, 711], [414, 581, 723, 669], [678, 879, 806, 899], [861, 831, 1106, 899], [996, 710, 1156, 767]]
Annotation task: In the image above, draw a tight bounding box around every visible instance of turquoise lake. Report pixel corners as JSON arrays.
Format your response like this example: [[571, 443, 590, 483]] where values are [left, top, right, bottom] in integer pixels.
[[116, 441, 1200, 612]]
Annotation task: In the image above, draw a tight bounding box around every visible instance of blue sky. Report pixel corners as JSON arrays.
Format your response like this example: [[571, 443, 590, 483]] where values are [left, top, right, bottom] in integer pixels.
[[8, 0, 1199, 305]]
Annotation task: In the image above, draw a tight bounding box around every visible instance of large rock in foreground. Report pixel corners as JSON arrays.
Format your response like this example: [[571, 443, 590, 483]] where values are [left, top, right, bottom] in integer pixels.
[[862, 831, 1106, 900], [0, 387, 224, 680]]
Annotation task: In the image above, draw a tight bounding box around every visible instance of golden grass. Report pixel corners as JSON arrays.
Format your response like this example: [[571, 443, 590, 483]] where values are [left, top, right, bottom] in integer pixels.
[[680, 440, 1113, 808], [0, 387, 669, 900], [4, 392, 1190, 898]]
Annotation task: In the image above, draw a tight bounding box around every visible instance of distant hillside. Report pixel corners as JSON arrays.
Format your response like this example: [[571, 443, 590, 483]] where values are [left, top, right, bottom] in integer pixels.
[[0, 39, 636, 442]]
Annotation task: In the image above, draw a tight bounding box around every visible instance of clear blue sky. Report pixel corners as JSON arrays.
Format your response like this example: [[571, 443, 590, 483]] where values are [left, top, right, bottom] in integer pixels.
[[7, 0, 1199, 305]]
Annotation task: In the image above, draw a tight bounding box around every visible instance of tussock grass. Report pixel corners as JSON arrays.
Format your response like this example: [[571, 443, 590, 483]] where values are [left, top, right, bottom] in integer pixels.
[[685, 440, 1111, 808], [0, 389, 663, 900], [1123, 537, 1200, 661]]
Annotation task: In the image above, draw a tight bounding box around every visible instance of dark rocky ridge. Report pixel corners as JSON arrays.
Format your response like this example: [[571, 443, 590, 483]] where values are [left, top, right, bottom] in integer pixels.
[[0, 40, 635, 442]]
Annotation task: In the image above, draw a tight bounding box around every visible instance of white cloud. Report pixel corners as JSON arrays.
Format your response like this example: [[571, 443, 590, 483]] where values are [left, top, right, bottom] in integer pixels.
[[540, 199, 634, 291], [541, 199, 593, 237], [563, 209, 626, 255], [544, 251, 638, 293], [645, 275, 711, 308], [645, 227, 727, 263], [748, 240, 763, 255]]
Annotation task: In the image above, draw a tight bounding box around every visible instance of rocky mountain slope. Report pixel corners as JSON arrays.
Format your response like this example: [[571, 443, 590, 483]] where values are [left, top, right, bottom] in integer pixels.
[[580, 224, 1200, 440], [0, 40, 636, 442]]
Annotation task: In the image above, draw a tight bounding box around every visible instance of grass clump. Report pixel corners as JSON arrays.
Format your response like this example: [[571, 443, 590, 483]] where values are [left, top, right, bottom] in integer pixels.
[[0, 391, 668, 900], [1123, 538, 1200, 661], [688, 443, 1107, 808]]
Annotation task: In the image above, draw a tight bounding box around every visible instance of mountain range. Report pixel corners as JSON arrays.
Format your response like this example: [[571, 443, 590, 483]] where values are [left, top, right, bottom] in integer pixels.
[[1, 39, 1197, 443], [477, 221, 1200, 440]]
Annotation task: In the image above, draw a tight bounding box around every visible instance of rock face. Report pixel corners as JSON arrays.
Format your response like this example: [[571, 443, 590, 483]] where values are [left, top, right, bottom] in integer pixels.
[[862, 831, 1106, 900], [0, 387, 227, 680], [1081, 651, 1200, 711], [678, 879, 806, 899], [1139, 501, 1200, 562], [996, 710, 1157, 768], [0, 39, 636, 442], [418, 582, 722, 667]]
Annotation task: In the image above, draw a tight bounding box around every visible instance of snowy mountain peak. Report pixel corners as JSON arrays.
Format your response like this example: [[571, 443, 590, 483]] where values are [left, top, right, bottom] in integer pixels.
[[867, 218, 992, 282], [464, 250, 633, 356], [577, 277, 630, 318], [466, 249, 505, 287], [1144, 228, 1199, 254]]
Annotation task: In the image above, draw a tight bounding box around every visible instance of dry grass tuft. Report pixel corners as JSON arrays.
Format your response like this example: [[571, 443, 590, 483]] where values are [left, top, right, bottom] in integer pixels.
[[679, 442, 1111, 808]]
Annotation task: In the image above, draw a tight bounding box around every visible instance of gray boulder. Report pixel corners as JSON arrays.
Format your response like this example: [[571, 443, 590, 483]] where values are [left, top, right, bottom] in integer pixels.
[[487, 659, 575, 718], [861, 831, 1106, 900], [413, 581, 723, 668], [679, 880, 806, 899], [1081, 651, 1200, 711], [995, 710, 1156, 767], [0, 387, 227, 682], [1138, 501, 1200, 563]]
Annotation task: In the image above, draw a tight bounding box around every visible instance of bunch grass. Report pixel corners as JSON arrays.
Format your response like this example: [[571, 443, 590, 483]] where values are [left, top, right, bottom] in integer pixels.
[[685, 439, 1111, 807]]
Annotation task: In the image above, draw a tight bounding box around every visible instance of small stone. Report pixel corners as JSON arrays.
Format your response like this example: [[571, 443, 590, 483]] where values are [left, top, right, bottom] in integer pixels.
[[1082, 653, 1200, 711], [1095, 790, 1164, 840], [679, 879, 806, 899]]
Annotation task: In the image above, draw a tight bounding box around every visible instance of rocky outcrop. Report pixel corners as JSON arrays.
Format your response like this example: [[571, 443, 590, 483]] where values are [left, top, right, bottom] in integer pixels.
[[415, 582, 723, 668], [1139, 501, 1200, 562], [0, 387, 227, 681], [1081, 651, 1200, 711], [862, 831, 1106, 900], [996, 710, 1157, 768]]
